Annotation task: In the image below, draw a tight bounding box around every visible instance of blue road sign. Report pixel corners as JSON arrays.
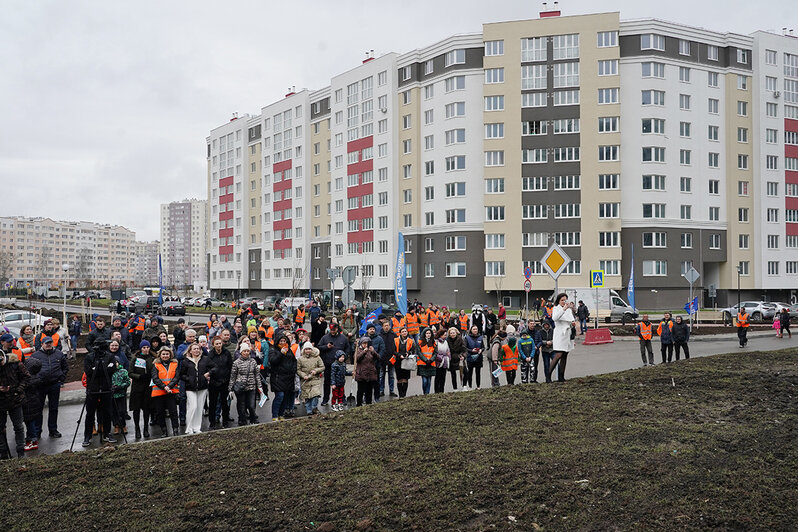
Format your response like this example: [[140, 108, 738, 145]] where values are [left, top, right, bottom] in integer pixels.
[[590, 270, 604, 288]]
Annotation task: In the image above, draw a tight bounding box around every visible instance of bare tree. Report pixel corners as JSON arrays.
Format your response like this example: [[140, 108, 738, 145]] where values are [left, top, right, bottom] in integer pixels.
[[35, 244, 52, 284], [288, 258, 310, 299], [360, 260, 374, 311], [74, 248, 94, 289], [493, 275, 505, 307], [0, 251, 15, 288]]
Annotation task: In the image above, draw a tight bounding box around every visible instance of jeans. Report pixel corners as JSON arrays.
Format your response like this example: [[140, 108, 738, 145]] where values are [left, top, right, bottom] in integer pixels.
[[185, 389, 208, 433], [661, 343, 674, 363], [674, 342, 690, 360], [0, 406, 25, 458], [305, 396, 319, 413], [37, 381, 61, 437], [379, 361, 395, 395], [639, 340, 654, 365], [84, 392, 113, 440], [70, 335, 79, 355], [541, 351, 554, 383], [579, 319, 587, 334], [208, 385, 231, 426], [488, 359, 500, 388], [271, 390, 294, 419], [235, 389, 258, 425], [420, 375, 432, 395], [357, 381, 378, 404]]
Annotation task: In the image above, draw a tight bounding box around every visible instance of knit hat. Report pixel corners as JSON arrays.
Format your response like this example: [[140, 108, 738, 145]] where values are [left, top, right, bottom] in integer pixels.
[[302, 341, 313, 352], [247, 326, 257, 334], [198, 335, 208, 343], [139, 339, 151, 349], [366, 323, 376, 331], [359, 336, 371, 345]]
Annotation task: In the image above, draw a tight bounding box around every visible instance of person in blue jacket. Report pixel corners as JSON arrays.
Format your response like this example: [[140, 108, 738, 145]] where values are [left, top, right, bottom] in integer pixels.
[[517, 328, 538, 383]]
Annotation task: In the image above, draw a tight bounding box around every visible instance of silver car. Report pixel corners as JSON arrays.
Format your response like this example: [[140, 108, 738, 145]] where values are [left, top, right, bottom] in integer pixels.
[[0, 310, 47, 330], [772, 303, 798, 320], [721, 301, 777, 323]]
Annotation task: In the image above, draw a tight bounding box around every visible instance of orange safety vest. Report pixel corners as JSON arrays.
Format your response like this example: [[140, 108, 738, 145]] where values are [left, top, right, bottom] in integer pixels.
[[419, 310, 429, 328], [638, 322, 653, 341], [405, 313, 420, 335], [290, 344, 299, 356], [128, 316, 145, 333], [391, 317, 405, 335], [151, 360, 179, 397], [417, 344, 436, 367], [656, 321, 673, 336], [458, 315, 469, 331], [295, 308, 305, 324], [206, 320, 213, 330], [544, 306, 553, 319], [259, 325, 275, 344], [391, 337, 414, 365], [429, 310, 440, 326], [500, 344, 518, 371], [11, 346, 24, 360], [38, 332, 59, 349], [737, 312, 749, 328], [18, 337, 33, 354]]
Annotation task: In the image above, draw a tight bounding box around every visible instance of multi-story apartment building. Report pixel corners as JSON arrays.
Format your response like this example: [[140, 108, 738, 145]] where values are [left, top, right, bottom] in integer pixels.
[[159, 199, 207, 291], [134, 240, 159, 287], [206, 10, 798, 309], [0, 216, 136, 289]]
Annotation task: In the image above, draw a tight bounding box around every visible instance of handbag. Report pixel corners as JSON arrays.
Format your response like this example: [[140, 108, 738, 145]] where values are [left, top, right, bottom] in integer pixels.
[[232, 381, 245, 393], [400, 355, 416, 371], [570, 325, 577, 340]]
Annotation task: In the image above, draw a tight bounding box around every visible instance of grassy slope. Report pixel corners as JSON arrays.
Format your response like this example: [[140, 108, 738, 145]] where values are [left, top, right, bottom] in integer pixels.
[[2, 350, 797, 531]]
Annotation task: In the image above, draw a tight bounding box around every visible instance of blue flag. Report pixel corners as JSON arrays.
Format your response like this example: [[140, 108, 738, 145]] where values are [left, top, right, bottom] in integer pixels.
[[683, 297, 699, 315], [395, 233, 408, 315], [359, 306, 383, 335], [627, 244, 635, 310], [158, 254, 163, 305]]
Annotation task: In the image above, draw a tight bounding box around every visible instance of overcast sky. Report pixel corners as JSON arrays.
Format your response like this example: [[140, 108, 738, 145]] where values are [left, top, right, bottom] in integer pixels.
[[1, 0, 793, 240]]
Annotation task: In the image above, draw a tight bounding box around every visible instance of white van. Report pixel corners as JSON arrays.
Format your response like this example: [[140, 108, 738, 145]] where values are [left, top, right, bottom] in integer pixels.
[[550, 288, 638, 323], [279, 297, 311, 313]]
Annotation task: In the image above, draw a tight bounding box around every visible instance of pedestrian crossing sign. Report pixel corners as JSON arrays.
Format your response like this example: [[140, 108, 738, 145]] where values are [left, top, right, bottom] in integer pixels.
[[590, 270, 604, 288]]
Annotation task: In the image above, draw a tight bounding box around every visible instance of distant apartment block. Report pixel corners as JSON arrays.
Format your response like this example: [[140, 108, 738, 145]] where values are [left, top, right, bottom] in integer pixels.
[[160, 199, 207, 292], [134, 240, 160, 287]]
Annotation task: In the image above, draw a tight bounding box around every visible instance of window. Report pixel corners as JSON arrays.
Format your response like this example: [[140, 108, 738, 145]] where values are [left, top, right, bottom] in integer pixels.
[[767, 155, 779, 170], [641, 34, 665, 51], [424, 263, 435, 278], [522, 92, 547, 108], [485, 234, 505, 249], [643, 232, 667, 248], [738, 154, 749, 170], [485, 40, 504, 56], [679, 39, 691, 56], [521, 37, 546, 62], [642, 146, 665, 162], [641, 90, 665, 106], [486, 206, 505, 221], [641, 62, 665, 78], [680, 205, 692, 220], [445, 182, 466, 197], [402, 139, 412, 154], [708, 98, 719, 114], [485, 123, 504, 139], [523, 204, 548, 219], [767, 129, 779, 144], [707, 45, 718, 61], [642, 174, 665, 190], [553, 147, 579, 162], [707, 125, 719, 141], [737, 101, 748, 117], [445, 262, 466, 277], [598, 88, 619, 104], [485, 68, 505, 84], [424, 186, 434, 201], [485, 261, 505, 277], [485, 151, 505, 166], [598, 202, 619, 218], [445, 102, 466, 118], [642, 118, 665, 134], [766, 49, 777, 65], [767, 103, 779, 118], [553, 62, 579, 87], [402, 164, 412, 178], [378, 71, 387, 86], [553, 232, 581, 246], [767, 208, 779, 223], [522, 177, 548, 191], [522, 120, 547, 135], [521, 64, 547, 90], [708, 152, 719, 168], [523, 232, 549, 247], [445, 236, 466, 251], [738, 75, 749, 90], [681, 233, 693, 249], [424, 161, 434, 175], [553, 175, 580, 190], [765, 76, 778, 92], [708, 180, 719, 195], [445, 155, 466, 171], [553, 203, 580, 218], [680, 149, 691, 166], [677, 66, 691, 83], [738, 207, 749, 223], [642, 260, 667, 276], [788, 184, 798, 197], [444, 75, 465, 92], [708, 72, 719, 87], [445, 128, 465, 145], [485, 178, 504, 193], [552, 90, 579, 106], [771, 182, 782, 196], [789, 210, 798, 222], [598, 59, 618, 76], [403, 114, 413, 129], [598, 174, 619, 189], [553, 34, 579, 60], [678, 121, 691, 138], [789, 157, 798, 171], [768, 262, 779, 276], [680, 177, 691, 192], [736, 261, 750, 276], [598, 145, 619, 161], [789, 262, 798, 274], [402, 90, 411, 104], [403, 214, 412, 227], [597, 31, 618, 48], [598, 117, 618, 133], [642, 203, 665, 218], [424, 212, 434, 226], [679, 94, 691, 110], [424, 59, 434, 75], [737, 49, 749, 64], [599, 232, 620, 247], [737, 127, 748, 143], [444, 49, 465, 66]]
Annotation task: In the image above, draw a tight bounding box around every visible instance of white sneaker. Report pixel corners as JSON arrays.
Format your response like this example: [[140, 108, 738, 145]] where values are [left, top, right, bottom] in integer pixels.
[[462, 385, 470, 392]]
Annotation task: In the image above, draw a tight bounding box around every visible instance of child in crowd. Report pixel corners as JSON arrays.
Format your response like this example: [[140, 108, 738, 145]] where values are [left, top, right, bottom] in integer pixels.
[[111, 362, 130, 435], [330, 350, 351, 411]]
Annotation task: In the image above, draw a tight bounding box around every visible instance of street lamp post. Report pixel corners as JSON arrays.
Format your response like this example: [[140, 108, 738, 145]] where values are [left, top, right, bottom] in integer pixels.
[[62, 263, 70, 332], [736, 265, 741, 309], [237, 271, 242, 303]]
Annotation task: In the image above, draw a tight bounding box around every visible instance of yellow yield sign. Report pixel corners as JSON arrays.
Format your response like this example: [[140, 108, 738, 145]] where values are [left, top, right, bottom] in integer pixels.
[[541, 242, 571, 280]]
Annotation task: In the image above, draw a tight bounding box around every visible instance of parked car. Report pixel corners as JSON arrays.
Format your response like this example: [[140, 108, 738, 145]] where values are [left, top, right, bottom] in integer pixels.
[[772, 303, 798, 320], [720, 301, 777, 324], [127, 296, 162, 315], [161, 300, 186, 316], [0, 310, 47, 331]]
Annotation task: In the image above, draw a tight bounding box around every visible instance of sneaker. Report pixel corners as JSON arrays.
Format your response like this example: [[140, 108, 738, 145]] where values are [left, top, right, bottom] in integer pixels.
[[50, 431, 62, 438], [272, 418, 279, 422], [320, 401, 329, 407], [103, 436, 117, 444], [82, 440, 91, 448], [23, 442, 35, 452], [389, 392, 398, 397], [312, 408, 320, 415], [462, 385, 470, 392]]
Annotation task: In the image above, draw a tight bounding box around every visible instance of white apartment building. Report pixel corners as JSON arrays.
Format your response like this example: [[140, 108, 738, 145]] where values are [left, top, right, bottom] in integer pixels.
[[159, 199, 207, 291]]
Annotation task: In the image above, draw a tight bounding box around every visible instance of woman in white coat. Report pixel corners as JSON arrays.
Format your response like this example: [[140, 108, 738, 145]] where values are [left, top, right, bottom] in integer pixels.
[[549, 293, 576, 382]]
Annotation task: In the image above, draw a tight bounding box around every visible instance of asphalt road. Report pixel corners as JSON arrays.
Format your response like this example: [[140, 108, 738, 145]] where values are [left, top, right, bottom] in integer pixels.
[[7, 329, 791, 457]]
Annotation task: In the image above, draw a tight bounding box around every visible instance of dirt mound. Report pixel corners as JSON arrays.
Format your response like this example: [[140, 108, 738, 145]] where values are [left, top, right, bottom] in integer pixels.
[[2, 349, 797, 531]]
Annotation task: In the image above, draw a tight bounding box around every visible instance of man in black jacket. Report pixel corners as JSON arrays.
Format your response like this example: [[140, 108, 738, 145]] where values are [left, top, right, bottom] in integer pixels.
[[82, 347, 117, 446], [30, 337, 68, 439], [86, 317, 111, 356], [0, 338, 30, 459], [318, 323, 350, 406], [206, 337, 233, 429], [377, 320, 397, 398]]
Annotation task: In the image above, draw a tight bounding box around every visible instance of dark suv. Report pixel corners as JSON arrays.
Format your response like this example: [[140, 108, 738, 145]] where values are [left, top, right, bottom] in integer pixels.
[[129, 296, 161, 314]]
